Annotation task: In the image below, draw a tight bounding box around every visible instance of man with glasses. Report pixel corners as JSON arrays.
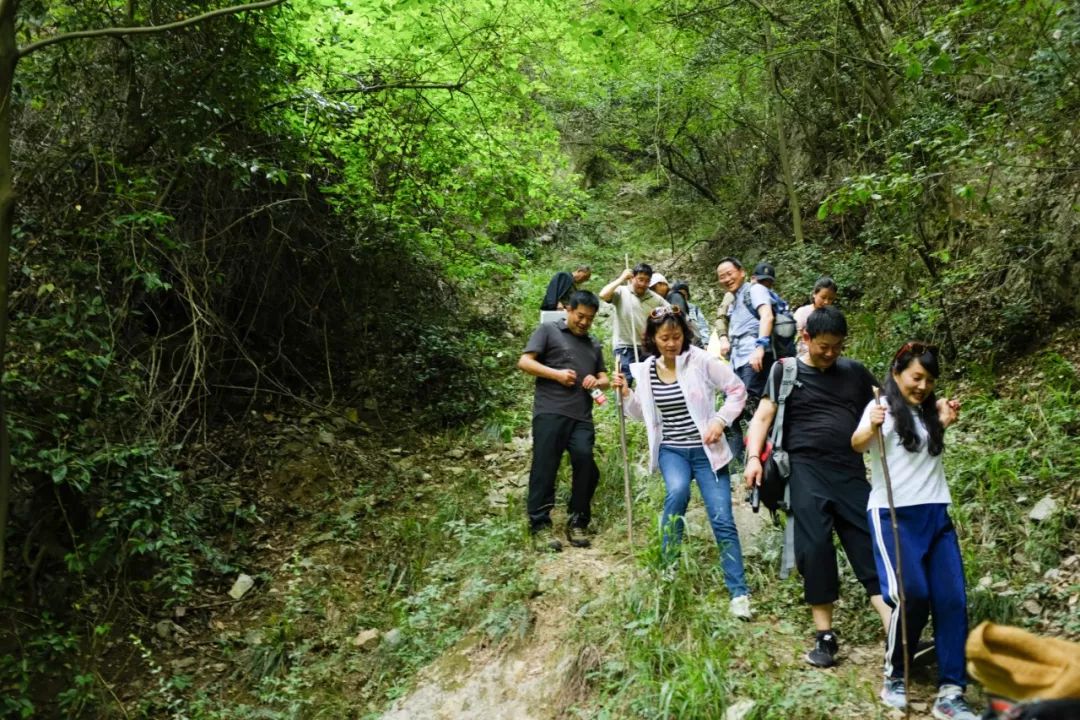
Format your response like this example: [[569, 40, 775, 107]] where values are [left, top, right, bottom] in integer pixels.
[[715, 256, 774, 461], [599, 262, 669, 387], [742, 306, 892, 669], [518, 291, 609, 551]]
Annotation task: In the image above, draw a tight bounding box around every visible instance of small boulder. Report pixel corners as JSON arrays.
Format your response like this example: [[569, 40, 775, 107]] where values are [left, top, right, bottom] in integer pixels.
[[228, 574, 255, 600], [723, 700, 755, 720], [353, 628, 381, 650], [1029, 496, 1057, 522]]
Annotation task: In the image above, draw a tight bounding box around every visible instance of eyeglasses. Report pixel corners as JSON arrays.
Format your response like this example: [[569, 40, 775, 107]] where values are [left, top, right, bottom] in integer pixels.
[[893, 341, 939, 365], [649, 305, 683, 319]]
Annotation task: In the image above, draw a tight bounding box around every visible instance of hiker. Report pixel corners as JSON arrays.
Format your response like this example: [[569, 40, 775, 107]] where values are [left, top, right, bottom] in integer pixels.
[[610, 305, 752, 618], [598, 263, 668, 387], [649, 272, 671, 302], [750, 261, 778, 290], [540, 265, 591, 311], [851, 342, 977, 719], [669, 281, 709, 348], [743, 306, 892, 667], [518, 290, 609, 552], [707, 289, 735, 359], [793, 277, 838, 356], [714, 256, 773, 461]]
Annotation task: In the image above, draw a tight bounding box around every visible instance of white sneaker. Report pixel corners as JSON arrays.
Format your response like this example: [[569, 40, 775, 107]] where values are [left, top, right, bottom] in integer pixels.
[[730, 595, 752, 619]]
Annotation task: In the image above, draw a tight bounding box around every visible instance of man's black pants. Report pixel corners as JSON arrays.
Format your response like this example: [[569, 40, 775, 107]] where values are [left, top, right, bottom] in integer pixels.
[[789, 459, 881, 605], [527, 413, 599, 531]]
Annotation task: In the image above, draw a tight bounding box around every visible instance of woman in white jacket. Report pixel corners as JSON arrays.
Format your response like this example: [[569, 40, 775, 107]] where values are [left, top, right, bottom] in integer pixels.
[[612, 306, 751, 618]]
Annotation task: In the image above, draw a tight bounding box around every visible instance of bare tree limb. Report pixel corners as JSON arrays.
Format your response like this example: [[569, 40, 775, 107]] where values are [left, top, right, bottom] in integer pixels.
[[19, 0, 287, 58]]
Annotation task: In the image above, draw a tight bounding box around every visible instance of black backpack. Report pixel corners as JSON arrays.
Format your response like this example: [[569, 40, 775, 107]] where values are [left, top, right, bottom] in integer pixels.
[[744, 287, 797, 358], [759, 357, 798, 514]]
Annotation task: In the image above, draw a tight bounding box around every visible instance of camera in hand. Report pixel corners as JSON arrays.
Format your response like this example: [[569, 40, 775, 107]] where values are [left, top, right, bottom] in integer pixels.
[[748, 485, 760, 513]]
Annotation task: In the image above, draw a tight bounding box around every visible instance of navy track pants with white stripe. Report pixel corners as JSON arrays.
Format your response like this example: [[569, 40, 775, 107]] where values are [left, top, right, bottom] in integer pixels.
[[869, 503, 969, 688]]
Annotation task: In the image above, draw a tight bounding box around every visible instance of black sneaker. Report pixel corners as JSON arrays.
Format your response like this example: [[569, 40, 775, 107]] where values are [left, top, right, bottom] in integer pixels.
[[532, 526, 562, 552], [805, 631, 839, 668], [566, 524, 591, 548]]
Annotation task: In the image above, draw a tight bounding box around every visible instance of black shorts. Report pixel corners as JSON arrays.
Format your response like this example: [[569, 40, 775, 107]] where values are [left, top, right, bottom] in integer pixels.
[[789, 460, 881, 605]]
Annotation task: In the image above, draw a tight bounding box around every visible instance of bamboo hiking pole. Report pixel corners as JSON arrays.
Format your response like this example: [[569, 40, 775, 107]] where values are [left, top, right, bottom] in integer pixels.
[[874, 387, 911, 718], [618, 253, 635, 548], [616, 384, 634, 549]]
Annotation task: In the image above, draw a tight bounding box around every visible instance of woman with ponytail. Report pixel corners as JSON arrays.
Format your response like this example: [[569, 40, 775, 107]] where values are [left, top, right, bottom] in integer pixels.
[[851, 342, 977, 720]]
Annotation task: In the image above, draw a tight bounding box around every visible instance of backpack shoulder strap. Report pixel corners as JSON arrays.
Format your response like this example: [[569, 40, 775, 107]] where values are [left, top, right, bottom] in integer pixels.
[[742, 285, 759, 319], [769, 358, 799, 447], [769, 288, 790, 314]]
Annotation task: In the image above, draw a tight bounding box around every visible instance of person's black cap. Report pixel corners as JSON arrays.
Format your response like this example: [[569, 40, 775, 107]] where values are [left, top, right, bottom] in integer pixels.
[[752, 262, 777, 282]]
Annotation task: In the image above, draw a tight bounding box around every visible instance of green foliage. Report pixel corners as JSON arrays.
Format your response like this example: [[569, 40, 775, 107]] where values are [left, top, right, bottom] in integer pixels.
[[3, 0, 1078, 714], [949, 351, 1079, 617]]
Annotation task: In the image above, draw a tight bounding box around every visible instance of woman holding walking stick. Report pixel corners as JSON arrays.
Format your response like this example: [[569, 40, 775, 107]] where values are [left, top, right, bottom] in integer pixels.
[[611, 306, 752, 619], [851, 342, 977, 720]]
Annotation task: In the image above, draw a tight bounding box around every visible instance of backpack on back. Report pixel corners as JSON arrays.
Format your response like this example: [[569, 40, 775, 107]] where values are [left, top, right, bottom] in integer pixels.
[[759, 357, 798, 514], [744, 287, 797, 358]]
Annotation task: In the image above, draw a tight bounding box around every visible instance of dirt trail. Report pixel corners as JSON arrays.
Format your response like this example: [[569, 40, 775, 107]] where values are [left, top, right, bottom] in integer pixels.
[[381, 544, 624, 720], [380, 454, 942, 720], [381, 474, 770, 719]]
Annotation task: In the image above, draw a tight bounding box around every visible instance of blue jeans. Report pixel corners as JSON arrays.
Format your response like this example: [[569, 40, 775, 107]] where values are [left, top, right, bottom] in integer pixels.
[[725, 361, 769, 463], [657, 445, 749, 597]]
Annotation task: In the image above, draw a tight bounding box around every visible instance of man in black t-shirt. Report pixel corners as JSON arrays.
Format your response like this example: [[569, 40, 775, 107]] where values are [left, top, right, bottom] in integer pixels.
[[518, 291, 609, 551], [743, 306, 891, 669]]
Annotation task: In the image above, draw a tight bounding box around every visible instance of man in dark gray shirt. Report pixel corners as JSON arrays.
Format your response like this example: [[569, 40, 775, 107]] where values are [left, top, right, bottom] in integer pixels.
[[518, 291, 609, 551]]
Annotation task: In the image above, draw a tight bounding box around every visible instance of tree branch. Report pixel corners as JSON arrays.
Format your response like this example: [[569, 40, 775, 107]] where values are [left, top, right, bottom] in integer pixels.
[[18, 0, 287, 58]]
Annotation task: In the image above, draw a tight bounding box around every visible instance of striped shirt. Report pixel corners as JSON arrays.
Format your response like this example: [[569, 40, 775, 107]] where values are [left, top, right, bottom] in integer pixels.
[[650, 364, 701, 447]]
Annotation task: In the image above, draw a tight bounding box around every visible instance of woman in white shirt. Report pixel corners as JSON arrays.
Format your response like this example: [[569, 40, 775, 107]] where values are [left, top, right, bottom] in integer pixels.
[[612, 306, 751, 618], [851, 342, 977, 720]]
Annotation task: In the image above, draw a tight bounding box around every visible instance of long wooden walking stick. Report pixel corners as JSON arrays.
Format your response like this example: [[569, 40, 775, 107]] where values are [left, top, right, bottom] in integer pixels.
[[618, 253, 635, 548], [874, 387, 910, 718], [616, 382, 634, 549]]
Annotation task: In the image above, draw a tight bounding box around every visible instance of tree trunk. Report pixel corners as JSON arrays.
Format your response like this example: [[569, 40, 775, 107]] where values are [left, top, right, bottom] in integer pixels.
[[0, 0, 17, 590], [762, 11, 804, 246]]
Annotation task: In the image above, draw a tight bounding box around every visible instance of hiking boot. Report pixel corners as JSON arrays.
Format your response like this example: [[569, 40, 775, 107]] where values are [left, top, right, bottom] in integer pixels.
[[805, 631, 839, 668], [729, 595, 752, 620], [880, 678, 907, 710], [932, 687, 978, 720], [565, 524, 590, 548], [532, 526, 562, 552]]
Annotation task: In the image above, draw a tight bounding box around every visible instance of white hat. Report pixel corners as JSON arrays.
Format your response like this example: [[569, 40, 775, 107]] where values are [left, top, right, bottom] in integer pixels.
[[649, 272, 668, 288]]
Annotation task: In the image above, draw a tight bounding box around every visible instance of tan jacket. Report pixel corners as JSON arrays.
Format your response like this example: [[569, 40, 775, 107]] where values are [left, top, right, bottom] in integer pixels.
[[967, 621, 1080, 700], [713, 291, 735, 338]]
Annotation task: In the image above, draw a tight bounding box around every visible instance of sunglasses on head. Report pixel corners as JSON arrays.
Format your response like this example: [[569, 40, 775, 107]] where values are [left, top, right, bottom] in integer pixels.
[[893, 341, 939, 365], [649, 305, 683, 319]]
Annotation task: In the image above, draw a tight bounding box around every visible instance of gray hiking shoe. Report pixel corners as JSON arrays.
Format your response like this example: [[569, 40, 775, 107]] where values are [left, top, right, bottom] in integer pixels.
[[881, 678, 906, 710], [932, 687, 978, 720], [532, 526, 562, 552]]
